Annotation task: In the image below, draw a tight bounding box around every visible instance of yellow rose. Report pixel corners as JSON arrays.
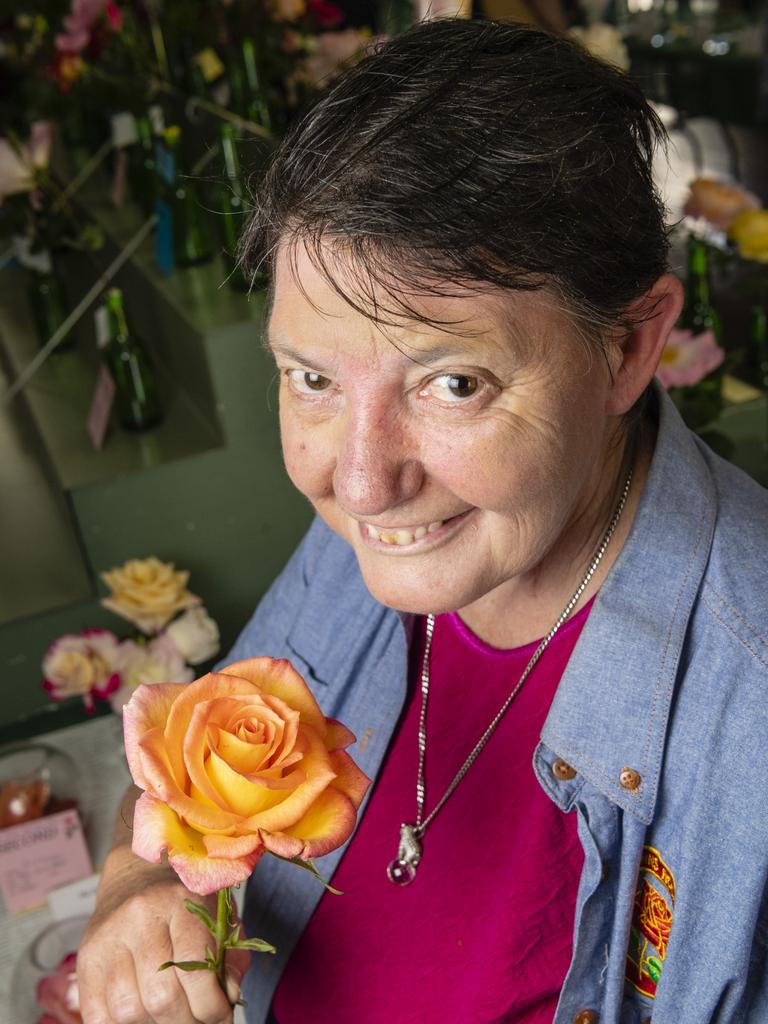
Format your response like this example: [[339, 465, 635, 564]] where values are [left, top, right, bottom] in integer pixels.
[[729, 209, 768, 263], [100, 557, 200, 634], [124, 658, 371, 894]]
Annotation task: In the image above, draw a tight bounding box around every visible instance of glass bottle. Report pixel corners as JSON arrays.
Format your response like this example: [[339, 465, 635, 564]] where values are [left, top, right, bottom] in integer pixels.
[[26, 255, 76, 353], [673, 236, 724, 431], [753, 305, 768, 389], [102, 288, 163, 432], [128, 116, 157, 217], [214, 123, 250, 292], [229, 37, 272, 132], [157, 125, 212, 269]]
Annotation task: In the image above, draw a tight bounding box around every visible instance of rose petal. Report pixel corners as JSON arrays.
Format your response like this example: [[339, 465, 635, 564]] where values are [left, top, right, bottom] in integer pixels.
[[280, 785, 359, 858], [324, 718, 356, 751], [136, 730, 240, 833], [219, 658, 327, 736], [205, 748, 306, 817], [132, 794, 255, 895], [202, 832, 265, 860], [123, 683, 189, 791], [241, 726, 336, 833], [328, 748, 371, 810], [259, 829, 305, 859]]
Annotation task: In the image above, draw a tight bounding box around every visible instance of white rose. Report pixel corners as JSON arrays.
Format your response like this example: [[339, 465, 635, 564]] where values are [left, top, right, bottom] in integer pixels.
[[164, 606, 220, 665], [109, 635, 194, 715]]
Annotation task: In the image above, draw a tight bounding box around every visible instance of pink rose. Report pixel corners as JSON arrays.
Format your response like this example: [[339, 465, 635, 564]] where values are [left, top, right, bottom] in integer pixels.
[[36, 952, 81, 1024], [42, 629, 121, 711], [655, 328, 725, 390]]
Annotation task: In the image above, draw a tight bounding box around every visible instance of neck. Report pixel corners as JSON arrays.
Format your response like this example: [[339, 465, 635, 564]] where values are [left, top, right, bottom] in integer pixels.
[[457, 423, 653, 649]]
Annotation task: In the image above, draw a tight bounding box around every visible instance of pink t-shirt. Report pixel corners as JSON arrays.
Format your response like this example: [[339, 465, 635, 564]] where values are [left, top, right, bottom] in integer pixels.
[[272, 601, 592, 1024]]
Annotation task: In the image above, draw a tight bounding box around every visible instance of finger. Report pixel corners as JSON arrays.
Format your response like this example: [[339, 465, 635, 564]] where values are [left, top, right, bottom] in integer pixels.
[[102, 952, 149, 1024], [167, 912, 234, 1024], [133, 931, 200, 1024], [224, 947, 251, 1006], [77, 954, 112, 1024]]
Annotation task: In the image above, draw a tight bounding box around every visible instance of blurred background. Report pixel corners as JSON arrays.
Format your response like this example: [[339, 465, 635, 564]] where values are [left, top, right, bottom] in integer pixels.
[[0, 0, 767, 745]]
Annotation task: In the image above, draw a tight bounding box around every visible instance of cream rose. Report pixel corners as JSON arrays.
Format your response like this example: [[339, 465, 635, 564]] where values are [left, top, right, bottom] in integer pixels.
[[108, 634, 194, 715], [164, 606, 220, 665], [100, 557, 200, 634]]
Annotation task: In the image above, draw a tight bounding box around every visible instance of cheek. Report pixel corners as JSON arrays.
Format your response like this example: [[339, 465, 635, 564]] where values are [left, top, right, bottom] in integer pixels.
[[279, 406, 334, 500]]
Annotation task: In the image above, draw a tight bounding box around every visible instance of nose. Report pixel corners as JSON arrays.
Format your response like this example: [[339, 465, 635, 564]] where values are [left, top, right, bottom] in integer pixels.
[[332, 405, 424, 518]]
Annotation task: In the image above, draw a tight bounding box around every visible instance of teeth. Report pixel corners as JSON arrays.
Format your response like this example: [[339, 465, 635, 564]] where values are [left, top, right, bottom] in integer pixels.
[[365, 519, 445, 546]]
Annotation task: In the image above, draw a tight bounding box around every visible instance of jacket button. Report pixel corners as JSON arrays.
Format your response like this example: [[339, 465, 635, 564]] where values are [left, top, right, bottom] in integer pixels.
[[619, 767, 642, 790], [552, 758, 577, 781], [572, 1011, 599, 1024]]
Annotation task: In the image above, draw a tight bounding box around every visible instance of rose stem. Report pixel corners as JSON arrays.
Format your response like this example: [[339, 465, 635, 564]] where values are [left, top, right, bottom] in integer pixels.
[[214, 886, 231, 994]]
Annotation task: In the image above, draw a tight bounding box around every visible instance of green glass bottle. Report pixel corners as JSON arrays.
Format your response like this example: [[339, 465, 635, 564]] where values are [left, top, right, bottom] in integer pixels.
[[672, 236, 724, 431], [241, 39, 274, 133], [102, 288, 163, 432], [158, 126, 212, 269], [128, 116, 157, 217], [753, 305, 768, 390], [214, 124, 251, 292], [26, 257, 75, 353]]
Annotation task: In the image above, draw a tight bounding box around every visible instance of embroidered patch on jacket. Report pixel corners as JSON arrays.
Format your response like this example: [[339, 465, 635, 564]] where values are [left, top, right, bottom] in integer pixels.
[[625, 845, 676, 998]]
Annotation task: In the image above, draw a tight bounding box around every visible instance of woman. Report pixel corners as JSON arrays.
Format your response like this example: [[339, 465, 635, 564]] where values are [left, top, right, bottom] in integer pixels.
[[78, 18, 768, 1024]]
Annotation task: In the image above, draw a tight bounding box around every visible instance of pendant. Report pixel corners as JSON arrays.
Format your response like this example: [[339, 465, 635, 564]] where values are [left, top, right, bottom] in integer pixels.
[[386, 823, 422, 885]]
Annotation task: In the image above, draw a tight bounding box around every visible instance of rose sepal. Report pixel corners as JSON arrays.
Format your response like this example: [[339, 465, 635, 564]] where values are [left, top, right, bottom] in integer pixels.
[[268, 851, 344, 895]]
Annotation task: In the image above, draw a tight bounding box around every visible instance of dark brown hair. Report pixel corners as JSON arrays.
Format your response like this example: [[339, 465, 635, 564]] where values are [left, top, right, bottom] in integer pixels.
[[240, 17, 669, 339]]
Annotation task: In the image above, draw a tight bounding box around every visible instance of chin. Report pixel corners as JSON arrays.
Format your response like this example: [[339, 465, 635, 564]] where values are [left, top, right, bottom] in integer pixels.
[[356, 563, 474, 617]]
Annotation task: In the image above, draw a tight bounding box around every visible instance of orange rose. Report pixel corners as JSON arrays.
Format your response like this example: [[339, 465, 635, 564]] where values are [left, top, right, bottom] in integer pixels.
[[124, 658, 371, 895]]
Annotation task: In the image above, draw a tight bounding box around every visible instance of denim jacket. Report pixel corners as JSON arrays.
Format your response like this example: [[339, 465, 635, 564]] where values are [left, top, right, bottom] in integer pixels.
[[225, 391, 768, 1024]]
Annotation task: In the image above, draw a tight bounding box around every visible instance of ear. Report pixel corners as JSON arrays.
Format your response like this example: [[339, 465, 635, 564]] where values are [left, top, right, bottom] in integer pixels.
[[605, 273, 684, 416]]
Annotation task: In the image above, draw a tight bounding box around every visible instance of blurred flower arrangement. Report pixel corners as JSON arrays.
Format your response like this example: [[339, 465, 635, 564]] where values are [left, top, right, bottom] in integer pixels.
[[653, 176, 768, 422], [36, 951, 81, 1024], [41, 557, 220, 716]]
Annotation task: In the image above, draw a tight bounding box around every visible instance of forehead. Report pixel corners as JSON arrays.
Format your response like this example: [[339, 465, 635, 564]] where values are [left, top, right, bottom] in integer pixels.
[[268, 241, 577, 365]]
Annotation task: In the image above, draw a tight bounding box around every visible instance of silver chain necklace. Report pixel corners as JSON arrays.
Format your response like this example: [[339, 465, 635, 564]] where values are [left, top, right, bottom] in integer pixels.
[[386, 470, 633, 885]]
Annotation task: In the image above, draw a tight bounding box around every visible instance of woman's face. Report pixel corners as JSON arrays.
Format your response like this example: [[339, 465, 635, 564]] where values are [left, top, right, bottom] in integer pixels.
[[267, 245, 625, 617]]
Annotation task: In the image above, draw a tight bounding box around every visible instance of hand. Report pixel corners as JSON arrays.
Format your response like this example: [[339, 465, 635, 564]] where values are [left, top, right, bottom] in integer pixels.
[[77, 846, 250, 1024]]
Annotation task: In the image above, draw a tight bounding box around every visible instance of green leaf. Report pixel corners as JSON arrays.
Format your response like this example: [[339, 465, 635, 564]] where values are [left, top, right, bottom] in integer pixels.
[[158, 960, 212, 972], [268, 854, 344, 895], [230, 937, 277, 954], [183, 900, 216, 933], [227, 925, 242, 945], [646, 956, 662, 984]]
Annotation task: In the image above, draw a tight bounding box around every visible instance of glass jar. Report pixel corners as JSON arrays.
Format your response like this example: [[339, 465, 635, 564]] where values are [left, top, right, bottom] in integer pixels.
[[0, 744, 82, 831]]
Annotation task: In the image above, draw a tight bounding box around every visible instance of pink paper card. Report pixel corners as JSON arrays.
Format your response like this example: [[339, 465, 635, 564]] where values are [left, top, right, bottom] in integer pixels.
[[0, 808, 92, 914], [87, 365, 116, 450]]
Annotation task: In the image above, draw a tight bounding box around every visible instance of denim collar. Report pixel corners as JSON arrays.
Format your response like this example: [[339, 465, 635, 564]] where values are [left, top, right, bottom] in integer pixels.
[[539, 391, 717, 823]]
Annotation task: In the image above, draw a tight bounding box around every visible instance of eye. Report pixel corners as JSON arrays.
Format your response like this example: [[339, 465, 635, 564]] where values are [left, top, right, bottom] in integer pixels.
[[286, 370, 333, 394], [423, 373, 482, 403]]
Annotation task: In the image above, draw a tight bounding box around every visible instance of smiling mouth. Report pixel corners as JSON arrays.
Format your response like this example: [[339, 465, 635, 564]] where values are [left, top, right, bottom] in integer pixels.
[[359, 510, 473, 548]]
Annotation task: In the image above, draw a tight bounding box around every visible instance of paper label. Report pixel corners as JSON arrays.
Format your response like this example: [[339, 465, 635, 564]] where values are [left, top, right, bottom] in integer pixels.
[[155, 198, 174, 275], [110, 111, 138, 149], [87, 365, 116, 450], [48, 872, 100, 922], [0, 809, 93, 914]]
